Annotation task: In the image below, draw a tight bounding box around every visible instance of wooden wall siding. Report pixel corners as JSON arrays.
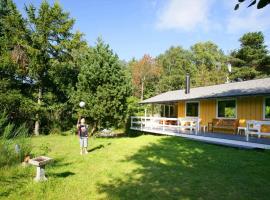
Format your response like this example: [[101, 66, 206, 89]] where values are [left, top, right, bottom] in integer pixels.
[[176, 96, 270, 132], [199, 99, 216, 125], [177, 99, 216, 125], [177, 101, 185, 118], [237, 96, 263, 121]]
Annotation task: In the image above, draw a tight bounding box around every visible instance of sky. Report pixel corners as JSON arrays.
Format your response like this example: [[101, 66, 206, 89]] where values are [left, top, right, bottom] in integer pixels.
[[13, 0, 270, 61]]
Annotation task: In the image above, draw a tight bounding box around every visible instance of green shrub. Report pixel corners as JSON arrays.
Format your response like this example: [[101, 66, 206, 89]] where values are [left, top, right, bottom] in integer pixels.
[[0, 111, 8, 133], [39, 143, 51, 155], [64, 127, 78, 135], [0, 137, 32, 167], [49, 127, 62, 135], [32, 142, 51, 157], [0, 113, 32, 167], [0, 139, 17, 166], [16, 137, 32, 161], [2, 123, 15, 139]]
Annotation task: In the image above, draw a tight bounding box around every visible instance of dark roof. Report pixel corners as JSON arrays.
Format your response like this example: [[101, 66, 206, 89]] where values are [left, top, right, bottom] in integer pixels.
[[141, 77, 270, 104]]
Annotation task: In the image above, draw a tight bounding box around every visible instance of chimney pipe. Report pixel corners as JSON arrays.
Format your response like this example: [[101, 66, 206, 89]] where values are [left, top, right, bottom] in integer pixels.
[[185, 74, 190, 94]]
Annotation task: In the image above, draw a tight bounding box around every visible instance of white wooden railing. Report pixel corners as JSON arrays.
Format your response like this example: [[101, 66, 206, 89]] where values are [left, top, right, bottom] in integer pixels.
[[246, 120, 270, 141], [130, 116, 200, 135]]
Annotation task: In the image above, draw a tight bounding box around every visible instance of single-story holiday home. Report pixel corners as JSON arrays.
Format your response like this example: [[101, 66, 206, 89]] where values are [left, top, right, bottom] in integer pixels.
[[130, 76, 270, 149]]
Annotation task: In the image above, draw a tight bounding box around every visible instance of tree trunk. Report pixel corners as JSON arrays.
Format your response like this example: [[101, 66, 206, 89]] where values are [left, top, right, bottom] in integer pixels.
[[90, 121, 97, 136], [34, 87, 42, 136], [141, 78, 144, 101]]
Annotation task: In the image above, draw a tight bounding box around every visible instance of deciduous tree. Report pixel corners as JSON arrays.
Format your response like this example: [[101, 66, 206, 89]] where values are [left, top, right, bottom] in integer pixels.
[[235, 0, 270, 10], [130, 55, 160, 100], [156, 46, 195, 92], [191, 42, 228, 86]]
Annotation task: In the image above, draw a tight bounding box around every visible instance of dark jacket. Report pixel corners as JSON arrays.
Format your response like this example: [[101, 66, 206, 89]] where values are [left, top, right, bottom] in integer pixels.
[[78, 124, 88, 137]]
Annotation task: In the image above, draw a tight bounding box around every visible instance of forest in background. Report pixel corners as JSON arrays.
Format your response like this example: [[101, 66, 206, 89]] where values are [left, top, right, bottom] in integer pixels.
[[1, 0, 270, 136]]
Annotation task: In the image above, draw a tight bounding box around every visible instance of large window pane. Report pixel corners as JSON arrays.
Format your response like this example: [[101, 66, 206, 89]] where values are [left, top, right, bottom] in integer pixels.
[[186, 102, 199, 117], [161, 104, 177, 117], [165, 105, 170, 117], [265, 98, 270, 119], [218, 100, 236, 118]]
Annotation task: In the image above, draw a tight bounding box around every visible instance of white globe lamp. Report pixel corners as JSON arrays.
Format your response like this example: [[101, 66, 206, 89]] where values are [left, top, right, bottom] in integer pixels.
[[79, 101, 85, 108]]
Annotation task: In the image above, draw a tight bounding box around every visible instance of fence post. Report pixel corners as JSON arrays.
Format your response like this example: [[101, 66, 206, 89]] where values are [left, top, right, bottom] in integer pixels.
[[195, 120, 198, 135], [145, 116, 147, 129], [177, 119, 180, 133], [141, 117, 143, 131], [163, 119, 165, 131]]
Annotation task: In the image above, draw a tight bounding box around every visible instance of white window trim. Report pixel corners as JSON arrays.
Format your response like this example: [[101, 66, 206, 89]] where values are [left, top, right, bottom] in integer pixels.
[[263, 97, 270, 120], [216, 98, 237, 119], [162, 104, 177, 118], [185, 101, 200, 117]]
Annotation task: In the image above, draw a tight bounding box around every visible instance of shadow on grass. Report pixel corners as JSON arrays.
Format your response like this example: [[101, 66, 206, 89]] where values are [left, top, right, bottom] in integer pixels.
[[50, 171, 75, 178], [88, 144, 105, 153], [97, 136, 270, 200], [51, 157, 73, 168]]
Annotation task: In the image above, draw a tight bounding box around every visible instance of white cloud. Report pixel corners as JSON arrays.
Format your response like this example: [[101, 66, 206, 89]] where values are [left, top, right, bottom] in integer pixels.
[[156, 0, 212, 31], [226, 7, 270, 34]]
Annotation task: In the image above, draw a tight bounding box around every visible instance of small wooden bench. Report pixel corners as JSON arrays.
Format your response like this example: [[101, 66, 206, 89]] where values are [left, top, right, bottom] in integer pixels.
[[211, 118, 239, 134]]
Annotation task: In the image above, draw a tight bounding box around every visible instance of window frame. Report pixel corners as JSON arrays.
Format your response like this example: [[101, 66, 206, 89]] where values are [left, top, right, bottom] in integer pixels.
[[216, 98, 237, 119], [185, 101, 200, 117], [263, 97, 270, 120], [161, 104, 177, 118]]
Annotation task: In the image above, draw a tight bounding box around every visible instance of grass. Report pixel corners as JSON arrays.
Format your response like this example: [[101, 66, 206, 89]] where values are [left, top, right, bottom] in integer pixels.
[[1, 134, 270, 200]]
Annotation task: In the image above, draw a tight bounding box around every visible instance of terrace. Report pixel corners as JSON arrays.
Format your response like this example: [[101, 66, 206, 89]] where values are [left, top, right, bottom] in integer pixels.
[[130, 116, 270, 149]]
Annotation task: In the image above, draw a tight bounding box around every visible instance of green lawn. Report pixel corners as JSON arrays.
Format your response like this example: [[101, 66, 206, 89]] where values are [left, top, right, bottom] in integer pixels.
[[1, 134, 270, 200]]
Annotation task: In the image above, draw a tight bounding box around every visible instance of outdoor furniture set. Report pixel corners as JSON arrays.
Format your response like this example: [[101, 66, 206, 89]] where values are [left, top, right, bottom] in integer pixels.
[[206, 118, 270, 141], [131, 116, 270, 141]]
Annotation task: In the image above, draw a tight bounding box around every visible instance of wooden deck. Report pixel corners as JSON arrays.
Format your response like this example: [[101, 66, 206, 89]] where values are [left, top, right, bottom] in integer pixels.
[[130, 126, 270, 150]]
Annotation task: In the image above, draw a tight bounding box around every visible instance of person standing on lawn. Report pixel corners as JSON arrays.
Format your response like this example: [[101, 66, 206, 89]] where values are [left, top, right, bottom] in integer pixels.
[[77, 117, 89, 155]]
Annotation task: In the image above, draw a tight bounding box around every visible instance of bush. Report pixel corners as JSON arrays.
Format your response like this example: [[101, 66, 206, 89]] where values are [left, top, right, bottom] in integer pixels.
[[34, 143, 51, 156], [0, 139, 16, 166], [0, 137, 32, 167], [0, 113, 32, 167], [49, 127, 62, 135]]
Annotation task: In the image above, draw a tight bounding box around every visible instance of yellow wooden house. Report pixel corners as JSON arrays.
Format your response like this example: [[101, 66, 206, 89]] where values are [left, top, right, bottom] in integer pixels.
[[141, 77, 270, 133]]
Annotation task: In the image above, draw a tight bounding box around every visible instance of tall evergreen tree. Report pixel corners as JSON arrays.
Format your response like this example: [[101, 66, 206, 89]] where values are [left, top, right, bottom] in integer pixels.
[[72, 39, 131, 133], [24, 1, 84, 135], [230, 32, 270, 80], [0, 0, 32, 126]]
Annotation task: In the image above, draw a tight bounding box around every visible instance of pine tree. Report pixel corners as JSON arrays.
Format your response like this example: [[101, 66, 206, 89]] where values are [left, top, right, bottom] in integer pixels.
[[72, 38, 131, 133], [24, 1, 83, 135], [230, 32, 270, 80], [0, 0, 32, 126]]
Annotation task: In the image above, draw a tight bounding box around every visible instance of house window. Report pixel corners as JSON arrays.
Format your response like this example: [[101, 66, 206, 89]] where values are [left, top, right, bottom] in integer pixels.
[[186, 102, 199, 117], [264, 98, 270, 119], [161, 104, 176, 118], [217, 99, 236, 118]]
